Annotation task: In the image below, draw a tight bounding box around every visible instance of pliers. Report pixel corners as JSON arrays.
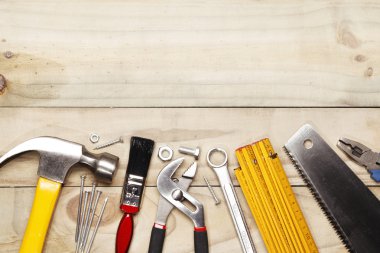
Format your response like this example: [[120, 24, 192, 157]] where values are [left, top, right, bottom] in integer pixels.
[[337, 137, 380, 182], [148, 158, 208, 253]]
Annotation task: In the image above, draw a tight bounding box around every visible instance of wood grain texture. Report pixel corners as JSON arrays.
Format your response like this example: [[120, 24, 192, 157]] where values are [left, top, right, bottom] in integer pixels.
[[0, 186, 355, 253], [0, 0, 379, 107], [0, 108, 379, 187]]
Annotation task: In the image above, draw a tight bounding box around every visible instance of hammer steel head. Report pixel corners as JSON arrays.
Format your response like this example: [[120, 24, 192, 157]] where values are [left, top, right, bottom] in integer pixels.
[[0, 137, 119, 183]]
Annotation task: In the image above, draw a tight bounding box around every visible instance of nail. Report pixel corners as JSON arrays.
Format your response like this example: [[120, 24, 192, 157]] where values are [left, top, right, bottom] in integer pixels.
[[75, 175, 86, 242], [203, 176, 220, 205], [76, 191, 89, 253], [85, 197, 109, 253], [82, 190, 102, 250], [80, 183, 96, 251]]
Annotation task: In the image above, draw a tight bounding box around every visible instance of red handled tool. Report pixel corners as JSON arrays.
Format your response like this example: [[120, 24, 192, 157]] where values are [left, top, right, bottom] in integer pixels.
[[116, 136, 154, 253], [148, 158, 208, 253]]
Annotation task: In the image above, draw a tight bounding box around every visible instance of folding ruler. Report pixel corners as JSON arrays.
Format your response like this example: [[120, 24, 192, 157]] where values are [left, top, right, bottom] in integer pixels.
[[235, 139, 318, 253]]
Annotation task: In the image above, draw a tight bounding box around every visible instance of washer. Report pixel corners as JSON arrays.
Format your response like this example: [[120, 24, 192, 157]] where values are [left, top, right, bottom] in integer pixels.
[[158, 146, 173, 161], [89, 133, 100, 143]]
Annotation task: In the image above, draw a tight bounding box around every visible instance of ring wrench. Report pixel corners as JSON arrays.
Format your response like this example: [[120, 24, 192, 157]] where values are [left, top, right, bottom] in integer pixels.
[[207, 148, 256, 253]]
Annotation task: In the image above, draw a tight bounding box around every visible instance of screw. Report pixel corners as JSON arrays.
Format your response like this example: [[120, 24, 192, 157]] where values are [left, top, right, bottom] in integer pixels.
[[75, 175, 86, 243], [85, 197, 109, 253], [94, 136, 123, 150], [178, 146, 200, 160], [203, 176, 220, 205], [3, 51, 13, 59]]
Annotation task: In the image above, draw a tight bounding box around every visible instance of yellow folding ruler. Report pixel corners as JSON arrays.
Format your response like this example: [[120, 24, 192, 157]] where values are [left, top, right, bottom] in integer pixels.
[[235, 139, 318, 253]]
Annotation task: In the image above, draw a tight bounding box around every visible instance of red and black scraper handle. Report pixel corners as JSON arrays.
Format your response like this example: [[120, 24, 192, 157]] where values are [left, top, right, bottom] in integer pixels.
[[116, 136, 154, 253]]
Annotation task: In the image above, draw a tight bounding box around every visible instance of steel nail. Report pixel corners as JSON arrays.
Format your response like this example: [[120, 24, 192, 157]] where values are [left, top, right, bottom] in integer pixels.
[[75, 175, 86, 242], [85, 197, 109, 253], [76, 191, 89, 253], [82, 190, 102, 251], [203, 176, 220, 205], [80, 183, 96, 251]]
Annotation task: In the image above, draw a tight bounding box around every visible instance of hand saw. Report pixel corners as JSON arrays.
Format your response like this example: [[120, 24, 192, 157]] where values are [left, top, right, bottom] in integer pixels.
[[284, 124, 380, 253]]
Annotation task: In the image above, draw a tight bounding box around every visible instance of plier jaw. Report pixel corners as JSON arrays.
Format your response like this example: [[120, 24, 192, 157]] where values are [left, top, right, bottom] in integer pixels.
[[149, 158, 209, 253], [337, 137, 380, 182], [157, 158, 205, 228]]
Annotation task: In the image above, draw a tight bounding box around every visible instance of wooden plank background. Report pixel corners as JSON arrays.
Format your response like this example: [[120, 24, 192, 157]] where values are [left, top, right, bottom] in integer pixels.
[[0, 0, 379, 107], [0, 0, 379, 253]]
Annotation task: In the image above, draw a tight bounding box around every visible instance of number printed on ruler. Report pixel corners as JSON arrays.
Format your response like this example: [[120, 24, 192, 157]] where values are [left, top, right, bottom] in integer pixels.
[[235, 139, 318, 253]]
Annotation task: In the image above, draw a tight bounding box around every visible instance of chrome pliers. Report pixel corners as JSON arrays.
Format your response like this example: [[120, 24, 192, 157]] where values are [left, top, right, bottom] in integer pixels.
[[337, 137, 380, 182], [148, 158, 208, 253]]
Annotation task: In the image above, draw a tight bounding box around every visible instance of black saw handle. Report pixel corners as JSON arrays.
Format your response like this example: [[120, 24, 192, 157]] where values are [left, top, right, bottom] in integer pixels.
[[194, 228, 209, 253], [148, 225, 166, 253]]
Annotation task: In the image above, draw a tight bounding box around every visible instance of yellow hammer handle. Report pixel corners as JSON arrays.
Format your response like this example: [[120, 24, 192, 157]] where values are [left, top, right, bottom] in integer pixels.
[[20, 177, 62, 253]]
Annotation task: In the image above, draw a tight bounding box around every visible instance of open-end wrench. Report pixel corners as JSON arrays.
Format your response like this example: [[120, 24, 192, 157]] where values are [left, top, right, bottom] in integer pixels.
[[207, 148, 256, 253]]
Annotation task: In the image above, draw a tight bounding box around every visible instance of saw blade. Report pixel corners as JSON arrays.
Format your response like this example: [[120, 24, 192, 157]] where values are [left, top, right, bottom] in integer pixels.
[[284, 124, 380, 253]]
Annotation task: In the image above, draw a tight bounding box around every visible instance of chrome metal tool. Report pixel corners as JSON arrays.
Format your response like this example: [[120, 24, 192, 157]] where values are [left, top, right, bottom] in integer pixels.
[[148, 161, 198, 253], [207, 148, 256, 253], [0, 136, 119, 253], [151, 158, 208, 253], [337, 137, 380, 182], [285, 124, 380, 253]]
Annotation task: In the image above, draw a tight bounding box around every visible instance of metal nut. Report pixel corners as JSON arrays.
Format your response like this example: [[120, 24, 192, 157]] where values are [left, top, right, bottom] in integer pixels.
[[158, 146, 173, 161]]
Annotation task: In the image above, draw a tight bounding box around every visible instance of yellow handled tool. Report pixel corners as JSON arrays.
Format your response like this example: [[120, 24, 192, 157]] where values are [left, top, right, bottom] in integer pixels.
[[0, 137, 119, 252], [20, 178, 62, 253], [235, 139, 318, 253]]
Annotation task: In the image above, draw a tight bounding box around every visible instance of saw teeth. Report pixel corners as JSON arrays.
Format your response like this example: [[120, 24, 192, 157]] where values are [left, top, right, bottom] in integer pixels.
[[283, 146, 355, 253]]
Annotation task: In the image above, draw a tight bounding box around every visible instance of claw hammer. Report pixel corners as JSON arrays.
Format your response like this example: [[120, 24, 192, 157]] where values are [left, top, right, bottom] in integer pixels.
[[0, 136, 119, 253]]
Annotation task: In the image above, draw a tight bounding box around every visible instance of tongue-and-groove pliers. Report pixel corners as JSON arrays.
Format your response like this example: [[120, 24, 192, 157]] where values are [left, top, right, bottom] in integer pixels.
[[148, 158, 208, 253]]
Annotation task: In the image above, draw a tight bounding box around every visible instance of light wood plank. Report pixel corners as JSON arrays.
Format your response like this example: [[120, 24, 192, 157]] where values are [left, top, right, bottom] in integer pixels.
[[0, 186, 354, 253], [0, 0, 379, 107], [0, 108, 379, 187]]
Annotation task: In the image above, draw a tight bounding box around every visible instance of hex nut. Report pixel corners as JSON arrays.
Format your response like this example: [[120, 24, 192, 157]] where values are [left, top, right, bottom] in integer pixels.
[[158, 146, 173, 161]]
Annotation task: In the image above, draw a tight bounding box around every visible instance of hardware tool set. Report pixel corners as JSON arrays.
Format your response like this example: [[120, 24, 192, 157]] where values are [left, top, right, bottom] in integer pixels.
[[0, 123, 379, 252]]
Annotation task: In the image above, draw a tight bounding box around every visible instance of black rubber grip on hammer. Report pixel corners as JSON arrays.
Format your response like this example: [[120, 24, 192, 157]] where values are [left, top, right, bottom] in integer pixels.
[[194, 229, 209, 253], [148, 226, 166, 253]]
